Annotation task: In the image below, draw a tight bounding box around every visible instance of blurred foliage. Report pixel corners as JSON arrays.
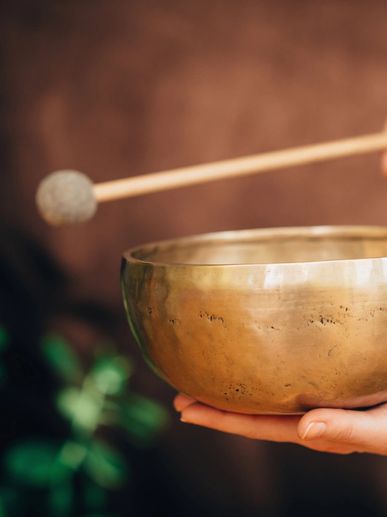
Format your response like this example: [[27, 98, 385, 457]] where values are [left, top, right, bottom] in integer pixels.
[[0, 327, 168, 516]]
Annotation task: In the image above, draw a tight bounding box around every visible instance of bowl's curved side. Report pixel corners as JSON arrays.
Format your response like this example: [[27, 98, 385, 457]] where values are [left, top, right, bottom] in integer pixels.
[[121, 254, 387, 415]]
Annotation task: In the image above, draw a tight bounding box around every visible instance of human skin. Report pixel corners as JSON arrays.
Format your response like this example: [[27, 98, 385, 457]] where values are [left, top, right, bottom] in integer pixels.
[[173, 153, 387, 456], [174, 394, 387, 455]]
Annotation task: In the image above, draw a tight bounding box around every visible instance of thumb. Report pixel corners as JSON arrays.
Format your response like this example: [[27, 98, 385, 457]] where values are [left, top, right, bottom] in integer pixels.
[[298, 407, 387, 453]]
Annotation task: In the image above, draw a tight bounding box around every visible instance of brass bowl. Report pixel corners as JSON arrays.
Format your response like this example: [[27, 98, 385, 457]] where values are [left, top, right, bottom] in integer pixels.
[[121, 226, 387, 414]]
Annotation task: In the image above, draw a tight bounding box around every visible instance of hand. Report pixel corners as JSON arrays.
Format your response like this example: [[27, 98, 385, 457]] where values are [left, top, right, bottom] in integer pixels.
[[174, 394, 387, 455]]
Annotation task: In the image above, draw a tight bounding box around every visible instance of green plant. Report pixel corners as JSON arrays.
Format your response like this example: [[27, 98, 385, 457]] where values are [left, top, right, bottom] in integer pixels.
[[0, 329, 168, 516]]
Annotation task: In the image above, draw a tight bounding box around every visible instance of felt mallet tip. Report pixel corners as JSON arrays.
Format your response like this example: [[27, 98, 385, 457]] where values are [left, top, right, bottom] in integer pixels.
[[36, 170, 97, 226]]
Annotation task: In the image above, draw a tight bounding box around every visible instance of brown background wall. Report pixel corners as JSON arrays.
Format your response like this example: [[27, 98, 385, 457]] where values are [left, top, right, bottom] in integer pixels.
[[2, 1, 387, 515]]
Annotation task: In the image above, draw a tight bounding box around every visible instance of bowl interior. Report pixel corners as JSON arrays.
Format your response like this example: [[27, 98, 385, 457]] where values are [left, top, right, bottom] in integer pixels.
[[130, 226, 387, 266]]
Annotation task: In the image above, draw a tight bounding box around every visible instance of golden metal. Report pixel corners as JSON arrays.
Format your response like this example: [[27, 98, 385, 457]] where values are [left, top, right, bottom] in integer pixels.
[[121, 226, 387, 414]]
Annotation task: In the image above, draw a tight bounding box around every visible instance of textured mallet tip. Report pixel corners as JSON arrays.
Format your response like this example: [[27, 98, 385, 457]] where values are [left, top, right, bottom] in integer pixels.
[[36, 170, 97, 226]]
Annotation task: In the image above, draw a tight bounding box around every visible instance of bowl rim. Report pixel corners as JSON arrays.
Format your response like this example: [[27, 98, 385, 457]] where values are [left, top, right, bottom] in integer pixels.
[[122, 225, 387, 268]]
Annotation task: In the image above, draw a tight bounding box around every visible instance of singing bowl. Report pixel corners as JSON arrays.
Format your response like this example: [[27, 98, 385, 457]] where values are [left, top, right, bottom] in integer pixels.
[[121, 226, 387, 414]]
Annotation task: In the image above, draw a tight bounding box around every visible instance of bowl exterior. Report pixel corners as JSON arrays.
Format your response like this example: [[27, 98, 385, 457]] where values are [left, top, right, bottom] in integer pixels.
[[121, 230, 387, 414]]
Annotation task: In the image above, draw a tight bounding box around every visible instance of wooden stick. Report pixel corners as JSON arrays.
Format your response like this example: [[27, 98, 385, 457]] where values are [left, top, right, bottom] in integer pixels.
[[93, 132, 387, 202]]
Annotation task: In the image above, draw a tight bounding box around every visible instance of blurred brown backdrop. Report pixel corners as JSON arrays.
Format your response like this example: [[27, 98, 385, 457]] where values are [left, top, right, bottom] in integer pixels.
[[2, 1, 387, 515]]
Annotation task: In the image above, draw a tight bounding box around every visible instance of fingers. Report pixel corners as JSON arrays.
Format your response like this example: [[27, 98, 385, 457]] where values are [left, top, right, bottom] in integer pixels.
[[175, 401, 358, 454], [174, 395, 387, 455], [173, 393, 196, 412], [180, 402, 301, 443], [298, 406, 387, 454]]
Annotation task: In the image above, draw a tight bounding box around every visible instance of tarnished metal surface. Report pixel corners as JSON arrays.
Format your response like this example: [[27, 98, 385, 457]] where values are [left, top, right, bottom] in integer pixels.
[[121, 226, 387, 414]]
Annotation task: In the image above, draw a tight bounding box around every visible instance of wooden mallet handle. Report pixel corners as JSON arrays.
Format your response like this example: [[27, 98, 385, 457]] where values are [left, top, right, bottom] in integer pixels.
[[36, 130, 387, 225], [94, 132, 387, 202]]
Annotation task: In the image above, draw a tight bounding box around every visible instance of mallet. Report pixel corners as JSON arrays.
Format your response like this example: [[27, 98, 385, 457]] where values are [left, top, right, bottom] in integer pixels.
[[36, 131, 387, 226]]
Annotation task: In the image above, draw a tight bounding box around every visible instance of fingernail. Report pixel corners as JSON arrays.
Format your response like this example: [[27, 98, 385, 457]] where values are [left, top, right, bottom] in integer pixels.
[[301, 422, 327, 440]]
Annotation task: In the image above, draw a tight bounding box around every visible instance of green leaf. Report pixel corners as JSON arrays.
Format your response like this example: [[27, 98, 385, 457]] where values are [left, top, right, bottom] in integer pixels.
[[58, 441, 87, 470], [84, 441, 128, 489], [42, 335, 82, 383], [90, 356, 132, 395], [48, 479, 73, 517], [84, 480, 107, 512], [5, 442, 70, 486], [119, 395, 168, 445], [0, 326, 9, 352], [57, 388, 102, 432]]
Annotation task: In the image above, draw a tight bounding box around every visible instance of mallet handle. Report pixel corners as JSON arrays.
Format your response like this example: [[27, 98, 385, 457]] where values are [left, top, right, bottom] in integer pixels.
[[93, 132, 387, 202]]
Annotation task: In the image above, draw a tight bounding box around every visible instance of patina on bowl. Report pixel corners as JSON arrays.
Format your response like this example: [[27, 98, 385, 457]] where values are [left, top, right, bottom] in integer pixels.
[[121, 226, 387, 414]]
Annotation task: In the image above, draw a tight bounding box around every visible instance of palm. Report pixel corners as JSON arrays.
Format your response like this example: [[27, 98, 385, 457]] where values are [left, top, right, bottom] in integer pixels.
[[174, 394, 387, 456]]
